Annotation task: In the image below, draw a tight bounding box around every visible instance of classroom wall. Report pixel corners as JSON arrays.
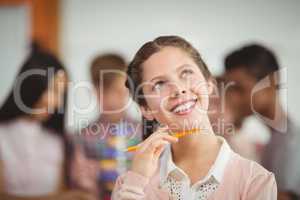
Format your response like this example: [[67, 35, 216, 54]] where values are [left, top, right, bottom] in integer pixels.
[[0, 6, 30, 104], [61, 0, 300, 131], [0, 0, 299, 132]]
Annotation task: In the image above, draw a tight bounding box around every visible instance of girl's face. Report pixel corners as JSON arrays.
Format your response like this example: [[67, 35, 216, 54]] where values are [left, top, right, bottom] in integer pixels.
[[140, 47, 212, 131], [97, 76, 129, 113]]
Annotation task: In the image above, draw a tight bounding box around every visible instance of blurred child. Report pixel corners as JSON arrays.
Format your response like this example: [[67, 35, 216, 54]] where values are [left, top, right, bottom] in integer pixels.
[[209, 76, 263, 163], [224, 44, 300, 199], [0, 44, 95, 200], [70, 54, 141, 200]]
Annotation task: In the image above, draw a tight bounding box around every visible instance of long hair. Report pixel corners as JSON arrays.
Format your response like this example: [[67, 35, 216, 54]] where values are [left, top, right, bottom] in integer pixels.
[[0, 43, 67, 133], [0, 43, 71, 185]]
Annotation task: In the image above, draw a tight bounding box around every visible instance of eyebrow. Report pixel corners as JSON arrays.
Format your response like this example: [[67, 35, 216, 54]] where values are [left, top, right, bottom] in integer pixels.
[[150, 75, 165, 83], [176, 64, 193, 72], [149, 64, 193, 83]]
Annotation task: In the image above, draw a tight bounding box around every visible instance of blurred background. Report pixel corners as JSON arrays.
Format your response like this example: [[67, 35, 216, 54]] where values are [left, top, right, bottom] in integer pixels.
[[1, 1, 300, 199], [1, 0, 299, 132]]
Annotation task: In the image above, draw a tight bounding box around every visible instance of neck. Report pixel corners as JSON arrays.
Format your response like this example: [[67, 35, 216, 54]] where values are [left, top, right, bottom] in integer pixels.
[[171, 116, 220, 164]]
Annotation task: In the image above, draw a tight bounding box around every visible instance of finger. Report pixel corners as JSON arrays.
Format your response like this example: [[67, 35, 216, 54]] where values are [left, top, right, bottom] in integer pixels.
[[139, 132, 176, 152], [142, 125, 169, 143], [144, 140, 170, 154], [161, 134, 179, 143], [138, 129, 168, 151], [153, 143, 167, 158]]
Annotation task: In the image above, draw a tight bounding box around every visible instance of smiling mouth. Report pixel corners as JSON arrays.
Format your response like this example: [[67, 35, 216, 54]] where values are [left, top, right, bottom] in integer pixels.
[[170, 98, 198, 115]]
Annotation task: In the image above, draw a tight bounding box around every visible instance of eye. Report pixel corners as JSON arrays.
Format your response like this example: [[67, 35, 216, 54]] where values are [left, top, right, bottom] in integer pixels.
[[153, 80, 166, 91], [181, 69, 194, 79]]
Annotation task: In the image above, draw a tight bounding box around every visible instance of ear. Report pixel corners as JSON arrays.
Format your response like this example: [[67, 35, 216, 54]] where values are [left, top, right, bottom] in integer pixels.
[[140, 105, 155, 120]]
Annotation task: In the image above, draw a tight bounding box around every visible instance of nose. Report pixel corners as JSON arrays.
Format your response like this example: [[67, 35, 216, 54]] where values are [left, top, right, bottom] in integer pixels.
[[170, 84, 187, 98]]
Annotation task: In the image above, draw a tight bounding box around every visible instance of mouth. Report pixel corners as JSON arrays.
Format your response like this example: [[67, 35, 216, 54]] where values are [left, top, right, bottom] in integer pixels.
[[170, 98, 198, 115]]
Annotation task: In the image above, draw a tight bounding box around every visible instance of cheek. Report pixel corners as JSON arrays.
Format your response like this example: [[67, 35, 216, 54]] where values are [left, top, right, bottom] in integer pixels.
[[195, 95, 209, 115], [35, 94, 49, 109], [35, 92, 56, 112], [201, 95, 210, 110], [145, 95, 171, 121], [48, 94, 59, 110], [144, 88, 168, 111], [51, 90, 65, 109], [193, 84, 210, 111], [101, 95, 113, 109], [252, 91, 268, 109], [146, 97, 163, 114]]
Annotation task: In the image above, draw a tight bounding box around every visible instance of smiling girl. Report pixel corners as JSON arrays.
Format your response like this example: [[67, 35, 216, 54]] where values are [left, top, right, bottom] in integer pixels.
[[112, 36, 277, 200]]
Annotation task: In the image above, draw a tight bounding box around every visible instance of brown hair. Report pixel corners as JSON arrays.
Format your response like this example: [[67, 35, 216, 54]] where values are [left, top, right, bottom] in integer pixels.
[[126, 35, 211, 105], [125, 35, 212, 139], [90, 53, 127, 89]]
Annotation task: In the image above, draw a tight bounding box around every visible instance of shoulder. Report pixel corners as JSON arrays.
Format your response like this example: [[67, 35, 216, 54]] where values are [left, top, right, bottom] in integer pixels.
[[230, 151, 273, 178], [227, 152, 277, 196], [213, 151, 276, 199], [0, 120, 20, 141]]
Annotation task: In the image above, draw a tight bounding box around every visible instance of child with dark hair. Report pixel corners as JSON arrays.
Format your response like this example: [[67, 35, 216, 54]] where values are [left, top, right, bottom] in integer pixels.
[[0, 44, 95, 200], [224, 44, 300, 199]]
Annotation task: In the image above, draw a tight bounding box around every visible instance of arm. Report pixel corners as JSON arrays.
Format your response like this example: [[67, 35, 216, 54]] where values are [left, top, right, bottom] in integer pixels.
[[112, 127, 178, 200]]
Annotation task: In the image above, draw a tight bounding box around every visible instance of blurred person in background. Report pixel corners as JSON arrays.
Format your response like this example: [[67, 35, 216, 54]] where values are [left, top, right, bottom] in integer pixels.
[[209, 76, 261, 163], [70, 54, 142, 200], [224, 44, 300, 200], [0, 44, 95, 200]]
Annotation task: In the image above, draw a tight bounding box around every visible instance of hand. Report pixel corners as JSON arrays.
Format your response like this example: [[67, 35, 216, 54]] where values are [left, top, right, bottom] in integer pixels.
[[131, 127, 178, 178]]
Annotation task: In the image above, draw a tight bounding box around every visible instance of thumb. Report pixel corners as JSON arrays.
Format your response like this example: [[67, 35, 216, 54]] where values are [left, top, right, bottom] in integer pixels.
[[153, 140, 169, 158], [154, 145, 165, 158]]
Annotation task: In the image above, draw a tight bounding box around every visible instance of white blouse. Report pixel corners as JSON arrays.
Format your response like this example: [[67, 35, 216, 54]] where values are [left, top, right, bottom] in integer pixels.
[[0, 119, 64, 196], [159, 137, 231, 200]]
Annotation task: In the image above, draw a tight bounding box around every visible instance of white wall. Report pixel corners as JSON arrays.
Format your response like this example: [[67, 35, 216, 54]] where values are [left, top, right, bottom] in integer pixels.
[[0, 6, 30, 104], [0, 1, 298, 133], [61, 0, 300, 132]]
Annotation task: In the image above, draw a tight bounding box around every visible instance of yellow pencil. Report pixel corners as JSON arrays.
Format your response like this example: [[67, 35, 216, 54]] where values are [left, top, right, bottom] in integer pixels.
[[126, 128, 200, 152]]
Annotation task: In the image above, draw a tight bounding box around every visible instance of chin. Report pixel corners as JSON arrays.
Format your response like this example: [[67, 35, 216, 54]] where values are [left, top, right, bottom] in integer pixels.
[[165, 113, 205, 132]]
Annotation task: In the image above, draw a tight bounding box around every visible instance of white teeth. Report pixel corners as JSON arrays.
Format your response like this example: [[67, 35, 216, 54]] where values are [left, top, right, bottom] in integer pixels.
[[173, 101, 195, 113]]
